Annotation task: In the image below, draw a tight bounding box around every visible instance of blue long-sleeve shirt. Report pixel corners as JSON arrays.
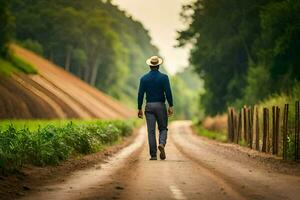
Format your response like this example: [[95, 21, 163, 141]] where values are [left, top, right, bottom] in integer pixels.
[[137, 69, 173, 109]]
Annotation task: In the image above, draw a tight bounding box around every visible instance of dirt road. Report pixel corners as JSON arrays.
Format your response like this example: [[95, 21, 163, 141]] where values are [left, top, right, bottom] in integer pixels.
[[21, 121, 300, 200]]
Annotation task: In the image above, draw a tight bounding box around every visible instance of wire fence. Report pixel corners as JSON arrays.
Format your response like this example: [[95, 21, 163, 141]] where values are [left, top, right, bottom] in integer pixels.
[[227, 101, 300, 161]]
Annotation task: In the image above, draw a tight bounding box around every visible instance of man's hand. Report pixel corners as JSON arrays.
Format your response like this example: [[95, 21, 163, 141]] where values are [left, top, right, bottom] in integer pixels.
[[168, 106, 173, 117], [138, 109, 143, 119]]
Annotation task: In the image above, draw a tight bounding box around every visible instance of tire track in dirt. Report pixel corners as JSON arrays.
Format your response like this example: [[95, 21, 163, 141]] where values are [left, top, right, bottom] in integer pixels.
[[9, 121, 300, 200], [29, 75, 95, 118], [172, 121, 300, 200], [12, 74, 67, 118], [19, 126, 146, 200], [11, 44, 134, 119], [0, 77, 58, 119]]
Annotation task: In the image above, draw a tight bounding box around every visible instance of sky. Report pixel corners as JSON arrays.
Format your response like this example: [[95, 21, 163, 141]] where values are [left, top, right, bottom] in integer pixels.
[[112, 0, 192, 74]]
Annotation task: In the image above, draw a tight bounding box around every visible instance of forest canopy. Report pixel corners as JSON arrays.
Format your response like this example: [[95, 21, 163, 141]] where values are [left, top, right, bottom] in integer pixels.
[[8, 0, 159, 106], [178, 0, 300, 115]]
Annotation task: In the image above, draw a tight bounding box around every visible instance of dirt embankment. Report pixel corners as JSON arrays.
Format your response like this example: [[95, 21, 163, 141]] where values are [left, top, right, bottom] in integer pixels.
[[0, 45, 135, 119]]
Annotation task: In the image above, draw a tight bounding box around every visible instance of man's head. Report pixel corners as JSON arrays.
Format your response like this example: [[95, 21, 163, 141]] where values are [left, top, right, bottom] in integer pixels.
[[146, 56, 163, 70]]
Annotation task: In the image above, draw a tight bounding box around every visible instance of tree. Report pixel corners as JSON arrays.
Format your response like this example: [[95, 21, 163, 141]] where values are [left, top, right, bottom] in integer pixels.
[[258, 0, 300, 92], [53, 7, 84, 71], [178, 0, 271, 115], [0, 0, 14, 58]]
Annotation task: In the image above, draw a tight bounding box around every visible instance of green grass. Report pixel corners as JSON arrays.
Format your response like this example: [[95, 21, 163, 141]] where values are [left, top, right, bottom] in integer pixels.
[[0, 55, 37, 76], [10, 55, 37, 74], [0, 119, 142, 133], [0, 58, 17, 76], [193, 124, 227, 142], [257, 85, 300, 160], [0, 119, 117, 131], [0, 119, 137, 174]]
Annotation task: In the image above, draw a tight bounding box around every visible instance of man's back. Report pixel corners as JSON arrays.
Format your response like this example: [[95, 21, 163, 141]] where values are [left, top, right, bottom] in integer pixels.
[[138, 69, 173, 109]]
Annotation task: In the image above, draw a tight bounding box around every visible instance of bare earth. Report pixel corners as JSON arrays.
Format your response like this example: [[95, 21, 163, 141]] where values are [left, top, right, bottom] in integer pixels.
[[15, 121, 300, 200], [0, 45, 134, 119]]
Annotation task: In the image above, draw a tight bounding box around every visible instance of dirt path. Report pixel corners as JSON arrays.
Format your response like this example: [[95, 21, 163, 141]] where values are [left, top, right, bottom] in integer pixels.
[[19, 121, 300, 200]]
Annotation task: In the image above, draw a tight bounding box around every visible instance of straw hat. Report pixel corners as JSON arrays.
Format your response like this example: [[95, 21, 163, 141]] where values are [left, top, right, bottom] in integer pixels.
[[146, 56, 163, 66]]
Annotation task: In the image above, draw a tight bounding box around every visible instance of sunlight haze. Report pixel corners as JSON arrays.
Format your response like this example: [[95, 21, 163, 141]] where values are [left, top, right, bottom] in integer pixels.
[[112, 0, 191, 74]]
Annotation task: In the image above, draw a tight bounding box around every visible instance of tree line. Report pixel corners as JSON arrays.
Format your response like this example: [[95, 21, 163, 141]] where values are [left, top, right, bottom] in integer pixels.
[[7, 0, 158, 104], [178, 0, 300, 115], [0, 0, 14, 58], [1, 0, 202, 119]]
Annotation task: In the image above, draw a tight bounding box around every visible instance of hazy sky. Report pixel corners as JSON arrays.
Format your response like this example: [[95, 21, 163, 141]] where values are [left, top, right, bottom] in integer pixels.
[[112, 0, 191, 74]]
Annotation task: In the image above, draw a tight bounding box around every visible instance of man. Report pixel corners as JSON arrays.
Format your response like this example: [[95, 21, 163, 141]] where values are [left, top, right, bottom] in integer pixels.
[[137, 55, 174, 160]]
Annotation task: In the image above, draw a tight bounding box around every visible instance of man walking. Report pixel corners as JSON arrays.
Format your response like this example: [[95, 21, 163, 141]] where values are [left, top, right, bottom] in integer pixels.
[[137, 56, 173, 160]]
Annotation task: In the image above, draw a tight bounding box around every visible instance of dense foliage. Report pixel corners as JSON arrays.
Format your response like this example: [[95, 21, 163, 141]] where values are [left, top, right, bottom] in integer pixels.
[[8, 0, 158, 104], [178, 0, 300, 115], [0, 120, 135, 173], [171, 67, 204, 119], [0, 1, 37, 76], [0, 0, 14, 58]]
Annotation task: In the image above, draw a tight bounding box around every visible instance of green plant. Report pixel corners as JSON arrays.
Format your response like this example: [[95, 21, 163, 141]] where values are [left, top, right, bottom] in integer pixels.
[[0, 55, 37, 76], [9, 55, 37, 74], [0, 120, 135, 174], [193, 124, 227, 143]]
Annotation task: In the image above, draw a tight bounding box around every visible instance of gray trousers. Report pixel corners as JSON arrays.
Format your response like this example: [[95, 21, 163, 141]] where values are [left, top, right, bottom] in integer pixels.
[[145, 102, 168, 157]]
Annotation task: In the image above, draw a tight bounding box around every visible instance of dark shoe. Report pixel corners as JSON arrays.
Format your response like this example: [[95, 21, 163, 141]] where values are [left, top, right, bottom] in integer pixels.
[[149, 157, 157, 160], [158, 144, 166, 160]]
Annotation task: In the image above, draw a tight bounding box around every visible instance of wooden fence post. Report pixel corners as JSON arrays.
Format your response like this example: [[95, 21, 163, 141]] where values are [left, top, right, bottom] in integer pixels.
[[275, 106, 280, 155], [267, 108, 270, 152], [231, 108, 235, 142], [233, 109, 238, 143], [262, 108, 266, 152], [283, 104, 289, 160], [255, 106, 260, 151], [237, 110, 242, 144], [243, 106, 248, 143], [262, 108, 269, 152], [227, 108, 232, 142], [248, 107, 253, 148], [228, 107, 237, 143], [295, 101, 299, 161], [272, 106, 276, 154]]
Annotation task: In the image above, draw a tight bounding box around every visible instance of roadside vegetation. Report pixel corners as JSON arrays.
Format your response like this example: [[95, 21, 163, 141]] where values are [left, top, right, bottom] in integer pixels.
[[0, 55, 37, 76], [193, 124, 227, 143], [0, 1, 36, 76], [0, 119, 138, 174], [258, 84, 300, 159]]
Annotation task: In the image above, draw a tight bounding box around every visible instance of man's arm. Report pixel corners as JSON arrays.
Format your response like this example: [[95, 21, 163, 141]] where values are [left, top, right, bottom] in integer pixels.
[[137, 78, 145, 118], [164, 76, 173, 107], [164, 76, 174, 116]]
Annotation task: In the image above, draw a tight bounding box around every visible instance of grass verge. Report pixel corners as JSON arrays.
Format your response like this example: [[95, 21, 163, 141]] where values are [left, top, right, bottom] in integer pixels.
[[0, 55, 37, 76], [0, 58, 17, 76], [193, 124, 227, 143], [0, 119, 138, 174]]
